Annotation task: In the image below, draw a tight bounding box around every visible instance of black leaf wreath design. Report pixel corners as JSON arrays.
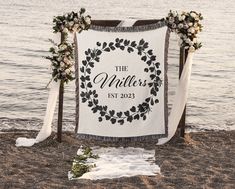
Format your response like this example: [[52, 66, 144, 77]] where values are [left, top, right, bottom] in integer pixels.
[[80, 38, 163, 125]]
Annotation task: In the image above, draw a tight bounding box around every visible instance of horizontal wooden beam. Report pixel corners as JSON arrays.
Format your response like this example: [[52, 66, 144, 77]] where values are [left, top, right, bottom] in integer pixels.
[[91, 19, 161, 27]]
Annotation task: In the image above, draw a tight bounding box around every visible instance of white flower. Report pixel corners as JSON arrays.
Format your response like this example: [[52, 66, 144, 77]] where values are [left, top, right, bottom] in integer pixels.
[[77, 146, 84, 155], [172, 11, 177, 17], [65, 51, 70, 56], [178, 15, 185, 21], [63, 57, 70, 64], [85, 16, 91, 25], [69, 21, 74, 27], [188, 22, 193, 27], [62, 28, 69, 33], [190, 12, 197, 18], [178, 23, 183, 29], [195, 26, 200, 31], [60, 62, 65, 67], [73, 24, 79, 30], [74, 18, 78, 22], [188, 27, 195, 34], [57, 57, 62, 62], [185, 38, 191, 44], [65, 69, 71, 74], [54, 46, 58, 52], [189, 46, 195, 52]]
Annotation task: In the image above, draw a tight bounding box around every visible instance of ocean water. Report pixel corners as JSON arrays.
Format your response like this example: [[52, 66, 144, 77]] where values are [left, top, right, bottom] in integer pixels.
[[0, 0, 234, 132]]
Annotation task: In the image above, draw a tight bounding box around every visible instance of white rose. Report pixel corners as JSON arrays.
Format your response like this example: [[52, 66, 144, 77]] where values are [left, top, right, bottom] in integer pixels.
[[185, 38, 191, 44], [77, 147, 84, 156], [58, 57, 62, 62], [60, 62, 65, 67], [190, 12, 197, 18], [195, 26, 200, 31], [172, 11, 177, 17], [65, 69, 71, 74], [188, 22, 193, 27], [181, 15, 186, 20], [178, 23, 183, 29]]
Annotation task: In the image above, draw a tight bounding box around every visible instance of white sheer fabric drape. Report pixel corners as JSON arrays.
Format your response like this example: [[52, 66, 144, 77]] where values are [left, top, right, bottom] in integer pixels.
[[158, 52, 194, 144], [15, 80, 61, 147]]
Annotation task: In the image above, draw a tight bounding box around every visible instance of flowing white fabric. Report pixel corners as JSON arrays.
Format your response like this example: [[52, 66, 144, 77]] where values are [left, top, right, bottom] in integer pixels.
[[15, 80, 61, 147], [157, 52, 194, 144]]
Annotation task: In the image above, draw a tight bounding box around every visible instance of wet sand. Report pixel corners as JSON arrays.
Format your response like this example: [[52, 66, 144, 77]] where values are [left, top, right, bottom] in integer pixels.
[[0, 130, 234, 189]]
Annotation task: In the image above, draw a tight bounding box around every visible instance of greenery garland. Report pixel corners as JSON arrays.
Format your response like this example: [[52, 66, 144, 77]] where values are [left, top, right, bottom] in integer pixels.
[[69, 146, 99, 179]]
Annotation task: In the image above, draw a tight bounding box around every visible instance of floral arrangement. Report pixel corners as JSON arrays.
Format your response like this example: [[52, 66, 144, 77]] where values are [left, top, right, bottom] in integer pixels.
[[45, 8, 91, 84], [166, 10, 203, 52], [69, 146, 99, 179], [52, 8, 91, 35]]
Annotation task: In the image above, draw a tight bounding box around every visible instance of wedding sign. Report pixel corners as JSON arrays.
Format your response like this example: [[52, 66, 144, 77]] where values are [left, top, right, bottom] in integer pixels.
[[75, 22, 170, 140]]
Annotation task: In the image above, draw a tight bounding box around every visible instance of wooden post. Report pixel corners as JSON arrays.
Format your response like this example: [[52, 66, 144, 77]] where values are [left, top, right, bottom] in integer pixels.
[[178, 47, 188, 137], [57, 32, 66, 142], [57, 81, 64, 142]]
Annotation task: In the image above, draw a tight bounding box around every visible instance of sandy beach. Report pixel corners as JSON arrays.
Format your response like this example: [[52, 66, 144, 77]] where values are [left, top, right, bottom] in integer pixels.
[[0, 130, 234, 189]]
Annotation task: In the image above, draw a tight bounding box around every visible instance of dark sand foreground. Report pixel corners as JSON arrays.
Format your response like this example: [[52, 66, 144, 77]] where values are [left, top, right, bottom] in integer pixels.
[[0, 130, 234, 189]]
